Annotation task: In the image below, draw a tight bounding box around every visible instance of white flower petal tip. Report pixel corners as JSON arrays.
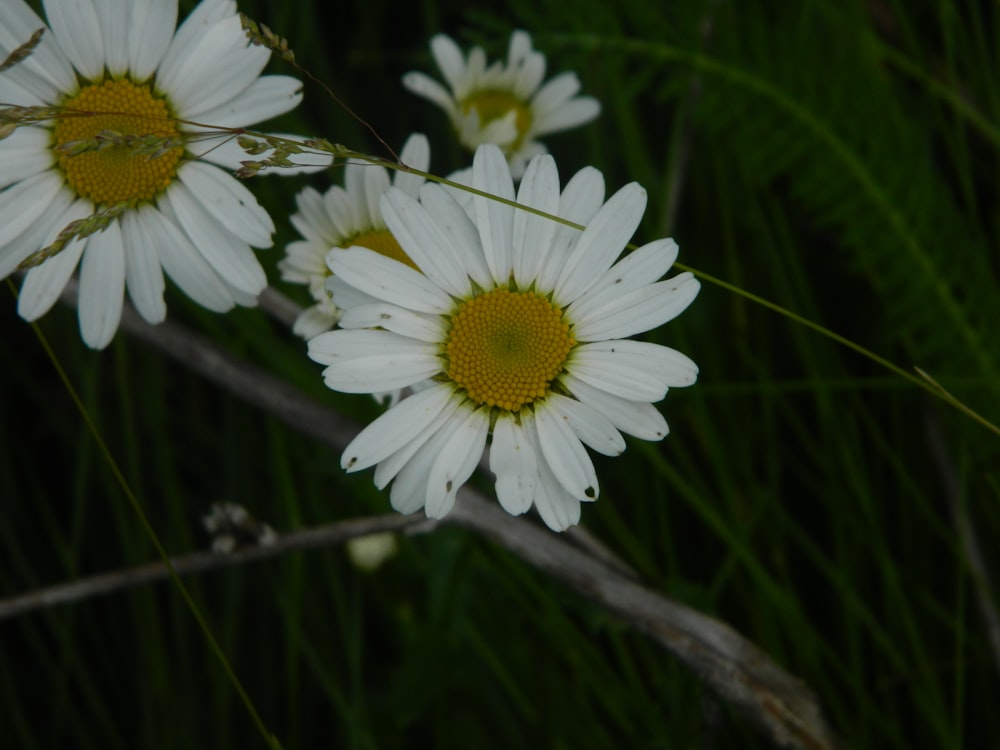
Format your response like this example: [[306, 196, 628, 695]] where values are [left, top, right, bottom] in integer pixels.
[[1, 0, 306, 346], [314, 144, 699, 532], [279, 133, 432, 321], [403, 31, 601, 175], [339, 386, 455, 474]]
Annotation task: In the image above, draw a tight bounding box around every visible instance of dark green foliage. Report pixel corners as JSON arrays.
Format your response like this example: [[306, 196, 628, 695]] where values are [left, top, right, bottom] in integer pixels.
[[2, 0, 998, 748]]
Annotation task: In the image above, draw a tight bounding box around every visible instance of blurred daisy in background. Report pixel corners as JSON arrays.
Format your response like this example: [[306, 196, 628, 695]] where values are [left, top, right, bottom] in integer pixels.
[[309, 144, 700, 531], [0, 0, 314, 349], [280, 133, 430, 340], [403, 31, 600, 178]]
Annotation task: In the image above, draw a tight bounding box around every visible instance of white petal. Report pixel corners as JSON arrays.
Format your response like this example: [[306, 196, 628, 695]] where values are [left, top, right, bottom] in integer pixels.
[[280, 243, 327, 284], [307, 328, 432, 365], [94, 0, 128, 74], [380, 187, 472, 298], [337, 303, 445, 342], [226, 282, 257, 307], [569, 238, 678, 317], [78, 219, 125, 349], [326, 246, 452, 314], [388, 399, 475, 515], [460, 108, 518, 150], [533, 404, 599, 501], [554, 182, 646, 304], [0, 127, 54, 190], [323, 355, 440, 394], [189, 75, 303, 128], [361, 162, 391, 228], [178, 160, 274, 248], [533, 97, 601, 136], [525, 422, 582, 531], [401, 72, 458, 116], [472, 144, 516, 285], [533, 482, 581, 531], [0, 184, 73, 280], [127, 0, 177, 80], [0, 0, 76, 98], [159, 3, 257, 111], [43, 0, 104, 80], [312, 329, 441, 393], [17, 200, 90, 321], [463, 47, 488, 93], [159, 0, 231, 75], [507, 31, 533, 64], [341, 162, 368, 231], [292, 185, 337, 242], [373, 394, 464, 490], [0, 75, 41, 109], [545, 392, 625, 457], [325, 274, 379, 312], [512, 48, 545, 98], [339, 383, 454, 473], [393, 133, 430, 197], [388, 427, 452, 514], [441, 166, 474, 218], [415, 183, 493, 290], [505, 140, 546, 181], [121, 209, 166, 324], [557, 167, 606, 225], [537, 166, 604, 291], [571, 273, 701, 342], [0, 172, 64, 252], [292, 303, 338, 340], [163, 181, 267, 297], [489, 416, 537, 516], [166, 17, 269, 117], [570, 340, 698, 401], [429, 34, 466, 92], [531, 72, 581, 116], [141, 204, 234, 312], [425, 407, 489, 519], [562, 374, 669, 441], [511, 153, 560, 287]]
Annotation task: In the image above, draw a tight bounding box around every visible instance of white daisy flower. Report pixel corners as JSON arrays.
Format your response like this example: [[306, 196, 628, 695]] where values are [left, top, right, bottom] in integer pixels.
[[0, 0, 310, 349], [308, 144, 701, 531], [279, 133, 431, 340], [402, 31, 600, 179]]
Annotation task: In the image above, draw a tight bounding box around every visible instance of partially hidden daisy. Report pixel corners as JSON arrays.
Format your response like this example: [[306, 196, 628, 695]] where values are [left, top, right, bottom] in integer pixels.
[[279, 133, 430, 340], [0, 0, 313, 349], [402, 31, 600, 179], [308, 144, 701, 531]]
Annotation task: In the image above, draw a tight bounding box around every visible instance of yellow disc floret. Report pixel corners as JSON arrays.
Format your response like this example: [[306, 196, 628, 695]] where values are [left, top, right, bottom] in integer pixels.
[[461, 90, 532, 150], [350, 229, 419, 271], [445, 289, 574, 412], [53, 79, 183, 205]]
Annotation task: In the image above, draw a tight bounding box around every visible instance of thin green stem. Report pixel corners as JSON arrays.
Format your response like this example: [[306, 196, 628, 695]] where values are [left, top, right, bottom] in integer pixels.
[[672, 265, 1000, 437], [5, 279, 284, 750], [335, 154, 1000, 438]]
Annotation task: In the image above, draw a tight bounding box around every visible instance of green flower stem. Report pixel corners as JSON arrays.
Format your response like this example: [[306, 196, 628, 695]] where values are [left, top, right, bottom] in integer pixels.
[[6, 280, 285, 750], [345, 155, 1000, 439]]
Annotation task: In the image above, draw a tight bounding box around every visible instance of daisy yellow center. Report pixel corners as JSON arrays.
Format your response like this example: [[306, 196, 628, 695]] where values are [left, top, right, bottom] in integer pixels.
[[350, 229, 419, 271], [53, 79, 183, 205], [461, 90, 532, 148], [445, 289, 574, 412]]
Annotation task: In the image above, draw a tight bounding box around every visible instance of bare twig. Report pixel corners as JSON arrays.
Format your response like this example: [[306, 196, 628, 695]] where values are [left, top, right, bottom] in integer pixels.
[[448, 493, 845, 750], [258, 286, 304, 329], [34, 282, 843, 749], [0, 514, 431, 620]]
